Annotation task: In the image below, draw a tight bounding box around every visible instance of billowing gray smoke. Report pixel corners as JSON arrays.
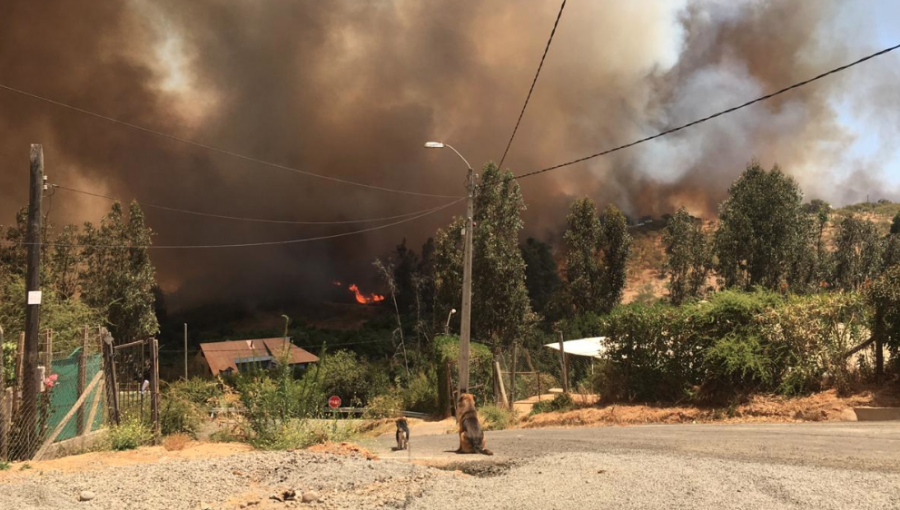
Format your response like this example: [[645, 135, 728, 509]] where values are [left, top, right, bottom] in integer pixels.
[[0, 0, 896, 308]]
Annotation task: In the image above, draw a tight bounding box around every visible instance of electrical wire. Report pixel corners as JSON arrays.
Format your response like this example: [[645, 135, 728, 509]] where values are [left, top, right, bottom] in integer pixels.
[[497, 0, 567, 170], [53, 184, 458, 225], [516, 42, 900, 180], [3, 197, 463, 250], [0, 83, 462, 199]]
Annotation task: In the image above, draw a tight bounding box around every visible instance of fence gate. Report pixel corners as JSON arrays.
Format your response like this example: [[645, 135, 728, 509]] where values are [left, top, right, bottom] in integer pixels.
[[104, 335, 160, 442]]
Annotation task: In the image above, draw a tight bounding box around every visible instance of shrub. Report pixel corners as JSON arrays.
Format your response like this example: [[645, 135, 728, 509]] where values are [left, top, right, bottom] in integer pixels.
[[165, 378, 222, 408], [319, 350, 389, 406], [402, 370, 439, 414], [162, 433, 191, 451], [251, 419, 356, 451], [530, 393, 574, 415], [364, 393, 404, 419], [702, 335, 775, 399], [0, 461, 9, 471], [480, 405, 515, 430], [108, 418, 152, 451], [160, 396, 203, 437]]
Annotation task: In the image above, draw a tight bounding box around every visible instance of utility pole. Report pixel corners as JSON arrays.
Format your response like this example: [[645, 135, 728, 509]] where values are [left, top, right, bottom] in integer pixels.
[[423, 141, 475, 396], [458, 165, 475, 394], [183, 323, 188, 380], [21, 144, 44, 455]]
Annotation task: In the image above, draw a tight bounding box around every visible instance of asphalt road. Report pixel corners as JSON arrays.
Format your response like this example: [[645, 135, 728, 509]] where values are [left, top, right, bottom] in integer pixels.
[[367, 422, 900, 509]]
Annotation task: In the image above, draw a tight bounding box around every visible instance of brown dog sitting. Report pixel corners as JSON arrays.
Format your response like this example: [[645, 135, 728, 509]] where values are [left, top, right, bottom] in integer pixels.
[[455, 393, 493, 455]]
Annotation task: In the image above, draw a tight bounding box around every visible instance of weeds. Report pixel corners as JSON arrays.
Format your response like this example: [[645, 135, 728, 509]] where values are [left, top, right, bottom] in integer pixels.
[[108, 418, 152, 451], [480, 405, 516, 430], [530, 393, 575, 415]]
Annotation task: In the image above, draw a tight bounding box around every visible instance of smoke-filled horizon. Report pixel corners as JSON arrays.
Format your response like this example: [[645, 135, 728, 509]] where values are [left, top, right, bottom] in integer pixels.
[[1, 0, 898, 309]]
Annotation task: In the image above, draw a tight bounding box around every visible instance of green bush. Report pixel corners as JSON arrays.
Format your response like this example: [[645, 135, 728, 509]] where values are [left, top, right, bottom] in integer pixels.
[[165, 378, 222, 408], [364, 393, 404, 419], [402, 370, 439, 414], [0, 461, 9, 471], [530, 393, 574, 415], [702, 335, 774, 399], [251, 419, 356, 450], [480, 405, 515, 430], [318, 350, 390, 406], [108, 418, 152, 451], [160, 396, 204, 437]]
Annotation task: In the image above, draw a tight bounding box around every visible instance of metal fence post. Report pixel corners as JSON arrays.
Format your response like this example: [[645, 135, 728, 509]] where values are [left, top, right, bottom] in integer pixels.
[[150, 338, 160, 443]]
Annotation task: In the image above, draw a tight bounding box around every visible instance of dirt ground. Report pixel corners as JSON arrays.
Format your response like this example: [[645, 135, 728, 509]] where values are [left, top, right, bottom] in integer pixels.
[[0, 442, 254, 481], [519, 387, 900, 428]]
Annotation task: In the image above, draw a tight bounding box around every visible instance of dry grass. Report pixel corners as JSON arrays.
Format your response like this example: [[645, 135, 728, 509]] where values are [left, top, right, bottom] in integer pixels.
[[520, 388, 900, 429], [306, 441, 379, 460], [162, 433, 192, 451]]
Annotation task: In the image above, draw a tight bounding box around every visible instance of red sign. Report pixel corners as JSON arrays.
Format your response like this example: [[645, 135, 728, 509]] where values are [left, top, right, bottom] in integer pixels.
[[328, 395, 341, 409]]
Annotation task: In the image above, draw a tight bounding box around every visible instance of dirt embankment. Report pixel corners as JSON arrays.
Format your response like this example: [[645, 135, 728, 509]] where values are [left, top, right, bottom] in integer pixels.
[[520, 388, 900, 429]]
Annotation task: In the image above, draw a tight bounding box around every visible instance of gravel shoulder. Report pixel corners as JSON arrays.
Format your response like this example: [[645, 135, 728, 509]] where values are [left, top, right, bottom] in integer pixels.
[[1, 422, 899, 509]]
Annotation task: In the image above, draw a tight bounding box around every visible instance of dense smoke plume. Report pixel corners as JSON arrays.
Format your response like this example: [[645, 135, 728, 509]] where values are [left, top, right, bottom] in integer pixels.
[[0, 0, 897, 308]]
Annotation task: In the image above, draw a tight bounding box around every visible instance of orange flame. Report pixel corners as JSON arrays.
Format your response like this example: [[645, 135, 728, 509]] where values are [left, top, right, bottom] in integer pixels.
[[348, 284, 385, 305]]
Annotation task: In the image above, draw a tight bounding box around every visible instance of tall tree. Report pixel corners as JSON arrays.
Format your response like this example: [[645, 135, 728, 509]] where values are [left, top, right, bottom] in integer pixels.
[[520, 237, 560, 317], [562, 198, 603, 313], [714, 161, 811, 291], [562, 198, 631, 315], [390, 238, 419, 314], [663, 208, 710, 305], [79, 201, 159, 342], [598, 204, 632, 308], [432, 163, 534, 401], [833, 215, 884, 291]]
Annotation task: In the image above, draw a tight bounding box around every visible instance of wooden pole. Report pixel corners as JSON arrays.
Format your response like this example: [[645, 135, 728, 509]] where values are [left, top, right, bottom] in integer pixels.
[[84, 374, 103, 435], [76, 326, 88, 435], [0, 389, 10, 462], [494, 361, 508, 408], [524, 350, 540, 400], [509, 342, 518, 407], [150, 338, 160, 443], [445, 360, 453, 418], [458, 165, 475, 394], [44, 329, 53, 373], [184, 323, 189, 381], [101, 331, 120, 426], [13, 332, 24, 418], [557, 331, 569, 394], [0, 325, 7, 461], [21, 144, 44, 458], [33, 370, 103, 460]]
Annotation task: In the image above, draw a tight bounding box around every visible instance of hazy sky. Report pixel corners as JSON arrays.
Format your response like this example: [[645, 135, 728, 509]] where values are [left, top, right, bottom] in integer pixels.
[[1, 0, 898, 308]]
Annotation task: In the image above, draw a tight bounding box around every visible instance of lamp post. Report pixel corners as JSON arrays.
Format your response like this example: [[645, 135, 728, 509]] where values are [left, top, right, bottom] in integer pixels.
[[425, 141, 474, 394], [444, 308, 457, 336]]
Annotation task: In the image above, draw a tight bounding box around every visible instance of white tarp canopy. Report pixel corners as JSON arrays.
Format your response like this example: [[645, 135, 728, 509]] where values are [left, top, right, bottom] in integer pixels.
[[544, 337, 607, 359]]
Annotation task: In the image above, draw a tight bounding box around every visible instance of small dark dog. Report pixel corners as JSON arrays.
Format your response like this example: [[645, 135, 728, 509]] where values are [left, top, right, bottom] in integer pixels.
[[395, 417, 410, 450]]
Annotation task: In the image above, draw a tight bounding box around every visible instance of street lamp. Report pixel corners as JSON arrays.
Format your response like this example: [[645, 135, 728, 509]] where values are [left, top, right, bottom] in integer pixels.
[[425, 141, 475, 394], [444, 308, 457, 335]]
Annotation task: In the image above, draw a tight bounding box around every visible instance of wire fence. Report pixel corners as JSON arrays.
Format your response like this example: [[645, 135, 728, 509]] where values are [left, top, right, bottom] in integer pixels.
[[1, 327, 106, 462], [437, 338, 601, 416]]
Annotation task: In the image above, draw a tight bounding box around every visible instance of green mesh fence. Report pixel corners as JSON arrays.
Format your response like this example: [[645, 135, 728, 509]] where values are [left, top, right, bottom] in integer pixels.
[[46, 348, 104, 442]]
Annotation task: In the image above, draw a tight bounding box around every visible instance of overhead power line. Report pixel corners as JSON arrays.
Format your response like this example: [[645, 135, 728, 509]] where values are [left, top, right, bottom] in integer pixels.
[[497, 0, 567, 170], [4, 197, 463, 250], [54, 184, 455, 225], [516, 42, 900, 180], [0, 83, 461, 199]]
